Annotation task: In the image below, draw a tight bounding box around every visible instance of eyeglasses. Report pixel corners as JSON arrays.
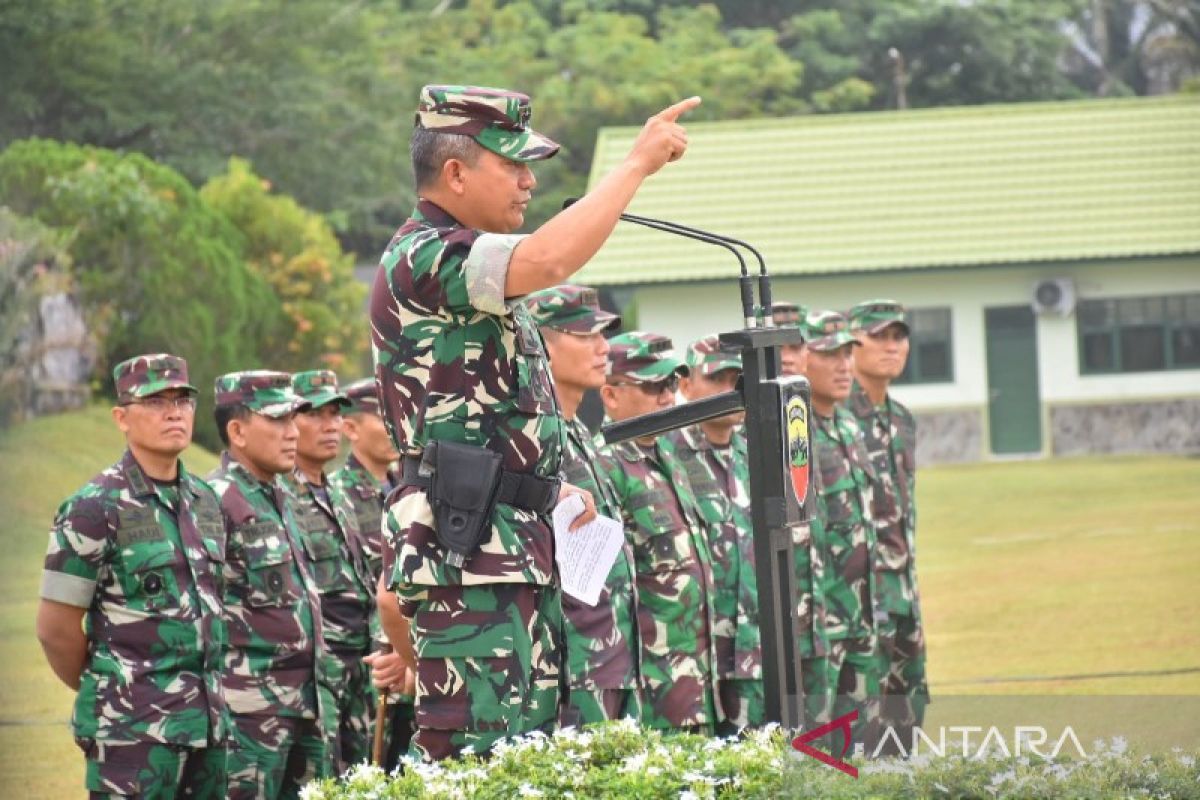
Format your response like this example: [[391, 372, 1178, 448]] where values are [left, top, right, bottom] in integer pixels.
[[124, 395, 197, 413], [610, 375, 679, 396]]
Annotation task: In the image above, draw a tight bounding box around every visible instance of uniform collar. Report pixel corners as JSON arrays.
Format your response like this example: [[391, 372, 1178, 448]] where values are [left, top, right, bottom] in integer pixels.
[[414, 198, 464, 229], [119, 448, 200, 500], [220, 450, 279, 496]]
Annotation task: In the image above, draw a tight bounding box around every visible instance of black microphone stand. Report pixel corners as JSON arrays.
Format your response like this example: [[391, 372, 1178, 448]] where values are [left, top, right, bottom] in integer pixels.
[[575, 200, 812, 730]]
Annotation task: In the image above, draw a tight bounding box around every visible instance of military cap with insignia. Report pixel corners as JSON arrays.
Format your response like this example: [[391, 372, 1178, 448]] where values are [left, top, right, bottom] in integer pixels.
[[214, 371, 311, 418], [685, 334, 742, 377], [607, 331, 689, 383], [113, 353, 197, 404], [522, 284, 620, 334], [847, 299, 910, 335], [291, 369, 350, 410], [799, 310, 860, 353], [416, 85, 560, 162]]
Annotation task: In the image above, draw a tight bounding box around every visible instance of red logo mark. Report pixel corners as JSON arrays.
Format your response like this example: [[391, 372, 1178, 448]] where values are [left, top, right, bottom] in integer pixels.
[[790, 710, 859, 778]]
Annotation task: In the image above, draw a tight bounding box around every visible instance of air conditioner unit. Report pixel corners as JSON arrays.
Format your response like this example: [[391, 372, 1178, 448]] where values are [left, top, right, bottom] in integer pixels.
[[1031, 278, 1076, 316]]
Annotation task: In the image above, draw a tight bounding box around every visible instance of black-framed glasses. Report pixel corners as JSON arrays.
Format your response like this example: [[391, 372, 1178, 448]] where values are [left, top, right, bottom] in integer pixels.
[[124, 395, 197, 413]]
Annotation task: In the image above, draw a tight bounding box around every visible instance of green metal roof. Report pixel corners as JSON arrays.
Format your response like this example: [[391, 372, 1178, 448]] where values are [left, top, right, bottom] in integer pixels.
[[576, 95, 1200, 286]]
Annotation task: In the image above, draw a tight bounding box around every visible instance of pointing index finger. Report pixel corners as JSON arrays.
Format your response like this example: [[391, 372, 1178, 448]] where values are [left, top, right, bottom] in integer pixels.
[[656, 96, 702, 123]]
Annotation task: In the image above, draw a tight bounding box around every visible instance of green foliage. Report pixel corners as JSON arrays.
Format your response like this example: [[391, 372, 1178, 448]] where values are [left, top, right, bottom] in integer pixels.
[[302, 720, 1200, 799], [0, 138, 285, 446], [200, 158, 368, 374]]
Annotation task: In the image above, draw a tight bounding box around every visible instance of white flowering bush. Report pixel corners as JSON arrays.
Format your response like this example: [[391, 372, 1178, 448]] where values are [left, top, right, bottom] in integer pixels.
[[302, 721, 1200, 800]]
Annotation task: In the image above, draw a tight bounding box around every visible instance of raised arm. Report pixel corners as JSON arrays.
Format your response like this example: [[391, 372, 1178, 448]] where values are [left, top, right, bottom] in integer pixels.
[[504, 96, 701, 298]]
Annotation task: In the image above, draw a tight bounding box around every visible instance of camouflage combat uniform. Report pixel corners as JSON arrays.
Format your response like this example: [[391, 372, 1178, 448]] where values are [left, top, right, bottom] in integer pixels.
[[40, 354, 228, 799], [206, 372, 340, 798], [847, 300, 929, 735], [330, 377, 416, 767], [369, 86, 565, 761], [802, 312, 882, 751], [287, 370, 377, 769], [601, 332, 719, 733], [667, 334, 763, 732], [523, 285, 641, 725]]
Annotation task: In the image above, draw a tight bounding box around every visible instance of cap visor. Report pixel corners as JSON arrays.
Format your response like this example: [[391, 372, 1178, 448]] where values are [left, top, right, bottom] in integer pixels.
[[257, 398, 312, 418], [134, 380, 198, 398], [477, 127, 561, 162], [865, 320, 910, 335], [306, 391, 352, 409]]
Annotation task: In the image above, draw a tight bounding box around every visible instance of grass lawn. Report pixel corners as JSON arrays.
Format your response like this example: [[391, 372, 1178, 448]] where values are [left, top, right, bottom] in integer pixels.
[[0, 408, 1197, 796]]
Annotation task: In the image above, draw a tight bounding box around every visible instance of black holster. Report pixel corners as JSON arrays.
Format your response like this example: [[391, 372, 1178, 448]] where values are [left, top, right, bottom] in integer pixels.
[[420, 441, 504, 568]]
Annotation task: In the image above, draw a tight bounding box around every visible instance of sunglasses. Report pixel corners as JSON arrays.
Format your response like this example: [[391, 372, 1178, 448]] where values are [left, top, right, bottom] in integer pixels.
[[610, 375, 680, 396]]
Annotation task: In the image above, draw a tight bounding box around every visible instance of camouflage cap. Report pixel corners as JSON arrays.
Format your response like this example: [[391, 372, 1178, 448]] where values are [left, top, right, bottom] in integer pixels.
[[771, 301, 809, 332], [416, 85, 560, 162], [292, 369, 350, 410], [113, 353, 196, 404], [848, 298, 910, 335], [522, 284, 620, 334], [342, 377, 381, 415], [685, 334, 742, 377], [800, 309, 860, 353], [607, 331, 688, 382], [214, 370, 311, 418]]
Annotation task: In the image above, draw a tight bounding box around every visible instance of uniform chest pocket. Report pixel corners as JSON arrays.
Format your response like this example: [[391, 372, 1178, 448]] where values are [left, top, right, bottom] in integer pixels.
[[629, 496, 696, 574], [239, 525, 301, 608], [117, 538, 183, 612], [512, 310, 557, 416], [299, 529, 353, 594]]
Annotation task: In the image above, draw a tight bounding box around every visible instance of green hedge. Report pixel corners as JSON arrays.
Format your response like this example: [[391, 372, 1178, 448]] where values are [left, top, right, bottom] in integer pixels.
[[302, 721, 1200, 799]]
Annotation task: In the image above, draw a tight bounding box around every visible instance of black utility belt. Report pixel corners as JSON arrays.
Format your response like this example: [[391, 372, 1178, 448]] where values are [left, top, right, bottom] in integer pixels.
[[400, 455, 560, 515], [399, 441, 560, 568]]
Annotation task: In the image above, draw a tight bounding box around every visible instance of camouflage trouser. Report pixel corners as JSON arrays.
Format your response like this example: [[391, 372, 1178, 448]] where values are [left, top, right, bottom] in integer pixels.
[[800, 656, 833, 729], [332, 651, 374, 769], [877, 612, 929, 749], [560, 686, 641, 727], [226, 714, 332, 800], [716, 678, 765, 734], [827, 637, 884, 756], [81, 739, 225, 799], [409, 583, 563, 761]]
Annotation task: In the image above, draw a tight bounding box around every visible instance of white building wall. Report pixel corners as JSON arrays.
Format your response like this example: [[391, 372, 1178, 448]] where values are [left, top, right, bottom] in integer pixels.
[[628, 257, 1200, 414]]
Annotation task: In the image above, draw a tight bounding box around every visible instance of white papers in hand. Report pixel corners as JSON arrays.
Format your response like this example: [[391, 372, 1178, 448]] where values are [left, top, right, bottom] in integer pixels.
[[551, 493, 624, 607]]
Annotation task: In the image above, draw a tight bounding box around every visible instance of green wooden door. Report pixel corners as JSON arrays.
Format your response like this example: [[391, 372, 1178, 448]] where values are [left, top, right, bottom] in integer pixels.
[[984, 306, 1043, 454]]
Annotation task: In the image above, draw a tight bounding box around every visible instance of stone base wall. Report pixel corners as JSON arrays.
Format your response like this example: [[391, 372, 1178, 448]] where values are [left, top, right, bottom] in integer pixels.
[[1049, 398, 1200, 456], [912, 409, 983, 465]]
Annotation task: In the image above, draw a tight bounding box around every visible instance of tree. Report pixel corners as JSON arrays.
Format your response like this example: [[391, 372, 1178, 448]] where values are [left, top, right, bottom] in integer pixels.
[[0, 139, 287, 446], [200, 158, 369, 375]]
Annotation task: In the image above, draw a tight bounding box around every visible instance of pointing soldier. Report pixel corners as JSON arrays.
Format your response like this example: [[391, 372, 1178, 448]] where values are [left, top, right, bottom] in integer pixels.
[[287, 370, 378, 769], [522, 284, 641, 726], [599, 332, 720, 733], [370, 84, 699, 760], [669, 335, 763, 734], [36, 354, 228, 799], [796, 311, 882, 752], [330, 379, 416, 767], [206, 372, 339, 798], [847, 300, 928, 743]]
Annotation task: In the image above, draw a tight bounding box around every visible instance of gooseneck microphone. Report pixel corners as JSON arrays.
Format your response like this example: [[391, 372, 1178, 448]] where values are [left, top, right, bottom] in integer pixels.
[[563, 197, 762, 328]]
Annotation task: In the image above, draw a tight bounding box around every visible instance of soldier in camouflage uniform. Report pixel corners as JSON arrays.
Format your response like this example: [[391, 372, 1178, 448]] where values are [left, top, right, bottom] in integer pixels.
[[36, 354, 228, 799], [772, 304, 833, 728], [670, 334, 763, 733], [330, 378, 416, 768], [797, 311, 883, 753], [772, 301, 809, 378], [522, 284, 642, 726], [206, 372, 340, 798], [287, 370, 377, 769], [598, 332, 720, 733], [847, 300, 929, 741], [370, 84, 697, 761]]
